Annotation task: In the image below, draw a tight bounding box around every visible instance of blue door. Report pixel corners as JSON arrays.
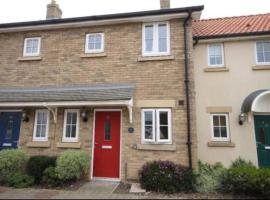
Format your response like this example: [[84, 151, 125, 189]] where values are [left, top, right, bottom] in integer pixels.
[[0, 112, 22, 150]]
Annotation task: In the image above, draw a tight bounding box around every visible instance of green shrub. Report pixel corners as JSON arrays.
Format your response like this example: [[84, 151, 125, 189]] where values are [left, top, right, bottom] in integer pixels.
[[139, 160, 193, 193], [0, 149, 28, 183], [42, 167, 62, 187], [222, 166, 270, 196], [230, 157, 255, 169], [27, 156, 57, 184], [55, 151, 90, 182], [194, 161, 226, 193], [7, 172, 34, 188]]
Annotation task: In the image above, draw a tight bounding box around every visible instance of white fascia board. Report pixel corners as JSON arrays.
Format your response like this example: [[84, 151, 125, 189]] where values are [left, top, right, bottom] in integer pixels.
[[0, 12, 202, 33]]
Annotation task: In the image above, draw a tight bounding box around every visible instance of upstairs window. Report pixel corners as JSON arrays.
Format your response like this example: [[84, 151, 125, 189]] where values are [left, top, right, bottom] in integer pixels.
[[143, 22, 170, 56], [141, 109, 172, 144], [210, 113, 230, 141], [208, 44, 224, 67], [256, 41, 270, 64], [33, 110, 49, 141], [63, 109, 80, 142], [23, 37, 41, 57], [85, 33, 104, 53]]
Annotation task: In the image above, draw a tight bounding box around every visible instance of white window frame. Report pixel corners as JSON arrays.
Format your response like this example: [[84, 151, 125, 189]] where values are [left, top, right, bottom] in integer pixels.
[[85, 33, 105, 54], [142, 22, 170, 57], [210, 113, 230, 142], [208, 43, 225, 67], [33, 109, 49, 142], [62, 109, 80, 143], [255, 41, 270, 65], [141, 109, 172, 144], [23, 37, 41, 57]]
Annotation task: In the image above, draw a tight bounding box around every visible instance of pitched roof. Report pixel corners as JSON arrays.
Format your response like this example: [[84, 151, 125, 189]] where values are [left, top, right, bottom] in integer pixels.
[[0, 84, 135, 102], [193, 13, 270, 39]]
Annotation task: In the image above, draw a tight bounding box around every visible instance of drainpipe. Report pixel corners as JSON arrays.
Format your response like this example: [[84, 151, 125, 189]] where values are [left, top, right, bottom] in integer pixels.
[[183, 10, 193, 170]]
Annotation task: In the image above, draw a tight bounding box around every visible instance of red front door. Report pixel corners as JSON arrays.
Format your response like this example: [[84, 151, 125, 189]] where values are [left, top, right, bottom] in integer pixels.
[[93, 111, 121, 179]]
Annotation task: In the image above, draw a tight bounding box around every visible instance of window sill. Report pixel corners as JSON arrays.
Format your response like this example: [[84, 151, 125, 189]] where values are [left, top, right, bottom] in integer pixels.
[[27, 141, 50, 148], [56, 142, 81, 149], [134, 144, 176, 151], [204, 67, 229, 72], [208, 141, 235, 148], [17, 56, 42, 61], [252, 65, 270, 70], [138, 55, 175, 62], [80, 52, 107, 58]]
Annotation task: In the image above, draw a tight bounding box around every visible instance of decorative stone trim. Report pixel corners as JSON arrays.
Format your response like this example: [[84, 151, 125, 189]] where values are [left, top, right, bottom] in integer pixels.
[[252, 65, 270, 71], [208, 141, 235, 147], [80, 53, 107, 58], [204, 67, 229, 72], [27, 141, 50, 148], [136, 100, 176, 108], [134, 144, 176, 151], [206, 106, 232, 113], [137, 55, 175, 62], [56, 142, 81, 149], [17, 56, 42, 61]]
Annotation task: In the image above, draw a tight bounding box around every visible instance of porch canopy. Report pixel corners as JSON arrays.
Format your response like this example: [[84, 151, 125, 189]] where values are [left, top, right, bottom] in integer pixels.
[[241, 89, 270, 113], [0, 83, 135, 123]]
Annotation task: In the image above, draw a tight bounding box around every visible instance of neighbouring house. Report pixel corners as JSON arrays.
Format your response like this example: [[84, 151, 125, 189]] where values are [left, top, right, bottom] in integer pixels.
[[0, 0, 203, 181], [193, 13, 270, 167]]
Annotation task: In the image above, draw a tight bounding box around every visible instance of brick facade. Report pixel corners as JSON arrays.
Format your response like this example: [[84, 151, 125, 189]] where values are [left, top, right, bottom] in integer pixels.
[[0, 19, 196, 180]]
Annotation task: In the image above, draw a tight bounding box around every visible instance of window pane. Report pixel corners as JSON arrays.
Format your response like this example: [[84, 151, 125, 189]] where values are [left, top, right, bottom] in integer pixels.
[[71, 126, 76, 138], [67, 113, 72, 124], [158, 24, 167, 39], [95, 42, 102, 50], [89, 35, 95, 43], [159, 38, 167, 52], [220, 127, 227, 138], [65, 125, 71, 138], [95, 35, 102, 44], [257, 52, 264, 63], [145, 26, 153, 39], [71, 113, 77, 124], [259, 128, 266, 144], [88, 42, 95, 50], [209, 46, 215, 56], [145, 126, 153, 139], [265, 52, 270, 62], [210, 56, 216, 65], [219, 116, 226, 126], [214, 127, 220, 138], [257, 43, 263, 52], [5, 117, 13, 140], [145, 39, 153, 52], [40, 125, 46, 137], [213, 116, 219, 126], [159, 111, 168, 125], [144, 111, 153, 125], [215, 56, 222, 65], [36, 125, 41, 137], [104, 119, 111, 140], [160, 126, 168, 140]]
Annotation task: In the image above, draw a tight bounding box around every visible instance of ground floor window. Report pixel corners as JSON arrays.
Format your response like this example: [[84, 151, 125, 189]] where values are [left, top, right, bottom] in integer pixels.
[[141, 109, 172, 144], [33, 109, 49, 141], [63, 109, 80, 142], [210, 113, 230, 141]]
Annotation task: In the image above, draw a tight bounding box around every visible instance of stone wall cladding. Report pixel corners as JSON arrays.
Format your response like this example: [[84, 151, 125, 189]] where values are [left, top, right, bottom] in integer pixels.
[[0, 19, 196, 180]]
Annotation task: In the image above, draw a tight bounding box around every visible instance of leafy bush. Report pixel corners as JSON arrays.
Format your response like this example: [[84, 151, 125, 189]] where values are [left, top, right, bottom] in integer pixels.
[[194, 161, 226, 193], [27, 156, 57, 184], [55, 151, 90, 182], [0, 149, 28, 183], [230, 157, 255, 169], [222, 166, 270, 196], [42, 167, 62, 187], [139, 160, 193, 193], [7, 173, 34, 188]]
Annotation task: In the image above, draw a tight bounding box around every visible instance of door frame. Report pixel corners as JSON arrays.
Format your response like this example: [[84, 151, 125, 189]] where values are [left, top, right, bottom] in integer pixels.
[[90, 109, 122, 181]]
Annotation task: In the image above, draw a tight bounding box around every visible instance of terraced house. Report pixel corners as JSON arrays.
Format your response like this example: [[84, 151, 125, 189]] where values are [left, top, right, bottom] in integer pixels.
[[0, 0, 203, 181], [193, 13, 270, 168]]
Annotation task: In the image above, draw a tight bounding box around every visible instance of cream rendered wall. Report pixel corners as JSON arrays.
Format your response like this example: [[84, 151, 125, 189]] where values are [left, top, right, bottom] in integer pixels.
[[194, 38, 270, 167]]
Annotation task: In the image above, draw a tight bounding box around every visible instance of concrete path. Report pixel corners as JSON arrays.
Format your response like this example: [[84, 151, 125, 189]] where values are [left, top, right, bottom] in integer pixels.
[[0, 181, 142, 199]]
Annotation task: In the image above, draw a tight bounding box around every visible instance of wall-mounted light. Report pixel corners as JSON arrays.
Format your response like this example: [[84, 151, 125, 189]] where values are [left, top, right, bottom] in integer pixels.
[[81, 108, 88, 122], [238, 113, 247, 125], [22, 110, 29, 122]]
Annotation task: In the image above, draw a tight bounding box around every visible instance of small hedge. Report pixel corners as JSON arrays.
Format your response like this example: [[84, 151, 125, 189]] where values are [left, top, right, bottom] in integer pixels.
[[27, 156, 57, 184], [42, 167, 62, 187], [55, 150, 90, 182], [7, 173, 34, 188], [0, 149, 28, 183], [194, 161, 226, 193], [139, 160, 193, 193]]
